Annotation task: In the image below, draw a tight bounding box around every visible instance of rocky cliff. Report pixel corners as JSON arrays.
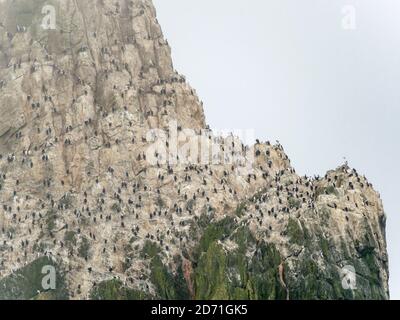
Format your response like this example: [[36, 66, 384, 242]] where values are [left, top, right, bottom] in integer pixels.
[[0, 0, 389, 300]]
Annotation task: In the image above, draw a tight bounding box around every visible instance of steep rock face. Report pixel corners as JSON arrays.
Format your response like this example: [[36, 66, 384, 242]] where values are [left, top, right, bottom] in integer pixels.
[[0, 0, 389, 300]]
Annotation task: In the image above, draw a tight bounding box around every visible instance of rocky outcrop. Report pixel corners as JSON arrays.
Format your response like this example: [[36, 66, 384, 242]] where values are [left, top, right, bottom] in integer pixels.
[[0, 0, 389, 300]]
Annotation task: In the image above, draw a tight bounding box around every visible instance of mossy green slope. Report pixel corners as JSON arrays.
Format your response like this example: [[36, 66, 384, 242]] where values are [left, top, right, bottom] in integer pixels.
[[0, 257, 68, 300], [90, 279, 150, 300], [193, 218, 286, 300]]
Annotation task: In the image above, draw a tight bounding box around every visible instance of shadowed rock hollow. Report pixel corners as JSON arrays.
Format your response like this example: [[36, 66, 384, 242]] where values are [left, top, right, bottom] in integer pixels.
[[0, 0, 389, 300]]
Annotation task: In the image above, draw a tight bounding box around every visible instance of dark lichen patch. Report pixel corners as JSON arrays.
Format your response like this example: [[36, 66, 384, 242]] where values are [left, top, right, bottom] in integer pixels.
[[172, 257, 191, 299], [285, 227, 388, 301], [63, 231, 77, 249], [286, 218, 305, 245], [141, 240, 161, 259], [319, 237, 331, 260], [245, 242, 286, 300], [287, 258, 335, 300], [0, 257, 68, 300], [78, 237, 91, 259], [157, 196, 165, 208], [111, 203, 121, 213], [150, 255, 189, 300], [235, 202, 247, 217], [45, 209, 57, 234], [325, 186, 339, 197], [315, 185, 339, 199], [185, 199, 195, 212], [194, 242, 229, 299], [194, 216, 236, 260], [59, 194, 74, 209], [288, 197, 301, 210], [192, 219, 286, 300], [141, 241, 190, 300]]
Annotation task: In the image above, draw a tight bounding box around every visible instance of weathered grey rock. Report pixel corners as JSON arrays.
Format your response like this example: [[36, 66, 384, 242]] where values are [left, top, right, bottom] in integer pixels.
[[0, 0, 389, 300]]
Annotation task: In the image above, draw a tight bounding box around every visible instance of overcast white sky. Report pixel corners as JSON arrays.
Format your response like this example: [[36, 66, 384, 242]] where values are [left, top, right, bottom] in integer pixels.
[[153, 0, 400, 299]]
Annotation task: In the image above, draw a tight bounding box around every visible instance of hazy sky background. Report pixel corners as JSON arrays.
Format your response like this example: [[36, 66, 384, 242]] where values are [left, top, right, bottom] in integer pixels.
[[153, 0, 399, 299]]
